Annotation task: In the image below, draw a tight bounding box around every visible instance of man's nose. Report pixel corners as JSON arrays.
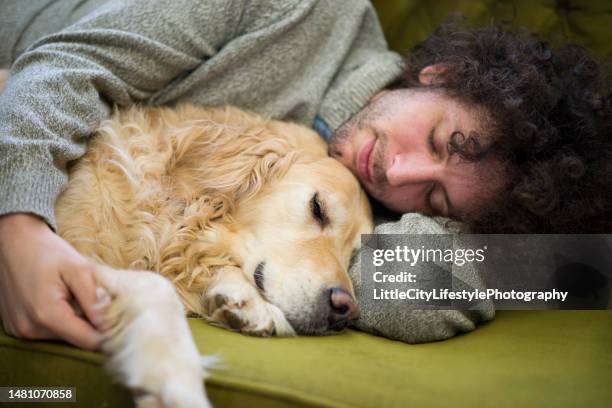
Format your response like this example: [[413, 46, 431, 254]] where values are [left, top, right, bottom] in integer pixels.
[[385, 153, 440, 187]]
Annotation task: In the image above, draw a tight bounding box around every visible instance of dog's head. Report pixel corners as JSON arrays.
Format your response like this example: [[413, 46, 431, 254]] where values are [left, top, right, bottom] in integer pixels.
[[234, 153, 373, 335], [175, 107, 374, 335], [208, 115, 372, 336]]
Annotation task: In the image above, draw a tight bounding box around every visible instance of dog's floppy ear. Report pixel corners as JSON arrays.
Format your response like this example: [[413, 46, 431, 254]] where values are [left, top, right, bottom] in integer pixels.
[[207, 137, 299, 202], [167, 106, 299, 207]]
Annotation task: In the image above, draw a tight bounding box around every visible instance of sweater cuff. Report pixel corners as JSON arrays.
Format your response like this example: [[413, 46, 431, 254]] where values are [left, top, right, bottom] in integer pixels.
[[0, 154, 66, 231]]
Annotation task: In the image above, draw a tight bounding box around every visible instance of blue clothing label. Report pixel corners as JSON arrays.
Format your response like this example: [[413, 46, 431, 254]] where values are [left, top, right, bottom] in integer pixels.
[[313, 115, 333, 142]]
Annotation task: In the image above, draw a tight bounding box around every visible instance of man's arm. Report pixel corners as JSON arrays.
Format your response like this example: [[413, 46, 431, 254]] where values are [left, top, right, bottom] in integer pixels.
[[0, 0, 244, 228], [0, 0, 246, 349]]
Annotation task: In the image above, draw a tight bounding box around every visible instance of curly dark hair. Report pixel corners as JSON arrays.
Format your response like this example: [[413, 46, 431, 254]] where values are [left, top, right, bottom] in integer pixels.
[[387, 21, 612, 233]]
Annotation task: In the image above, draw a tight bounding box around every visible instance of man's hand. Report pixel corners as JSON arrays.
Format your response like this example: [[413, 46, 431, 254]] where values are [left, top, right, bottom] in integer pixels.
[[0, 213, 103, 351]]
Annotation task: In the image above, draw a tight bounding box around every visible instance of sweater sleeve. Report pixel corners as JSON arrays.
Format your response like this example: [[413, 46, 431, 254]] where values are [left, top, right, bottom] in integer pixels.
[[0, 0, 244, 229], [349, 213, 495, 344]]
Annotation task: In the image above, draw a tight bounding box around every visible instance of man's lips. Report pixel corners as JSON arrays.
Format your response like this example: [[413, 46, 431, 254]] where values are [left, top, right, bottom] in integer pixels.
[[357, 138, 375, 184]]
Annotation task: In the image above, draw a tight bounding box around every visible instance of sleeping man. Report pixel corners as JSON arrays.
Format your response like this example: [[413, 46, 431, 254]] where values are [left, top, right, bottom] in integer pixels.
[[0, 0, 610, 349]]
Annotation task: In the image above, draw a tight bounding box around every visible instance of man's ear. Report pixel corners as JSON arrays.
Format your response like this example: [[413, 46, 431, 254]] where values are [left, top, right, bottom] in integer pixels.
[[418, 64, 446, 85]]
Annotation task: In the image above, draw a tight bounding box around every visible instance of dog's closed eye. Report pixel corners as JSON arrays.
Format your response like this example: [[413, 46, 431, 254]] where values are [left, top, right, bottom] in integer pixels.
[[310, 192, 329, 227], [254, 262, 265, 291]]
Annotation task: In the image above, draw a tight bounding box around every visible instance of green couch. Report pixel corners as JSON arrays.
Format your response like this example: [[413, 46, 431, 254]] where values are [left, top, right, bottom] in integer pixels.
[[1, 311, 611, 407], [2, 1, 612, 407], [371, 0, 612, 58]]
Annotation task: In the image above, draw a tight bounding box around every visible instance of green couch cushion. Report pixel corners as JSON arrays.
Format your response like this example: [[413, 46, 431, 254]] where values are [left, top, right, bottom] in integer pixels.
[[1, 311, 611, 408], [372, 0, 612, 58]]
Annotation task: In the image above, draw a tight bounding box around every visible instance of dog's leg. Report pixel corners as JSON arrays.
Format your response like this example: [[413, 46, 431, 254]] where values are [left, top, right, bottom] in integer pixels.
[[93, 264, 212, 408], [204, 266, 295, 336]]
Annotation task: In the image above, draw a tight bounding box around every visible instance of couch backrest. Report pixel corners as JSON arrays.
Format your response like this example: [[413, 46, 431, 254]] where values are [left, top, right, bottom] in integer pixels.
[[372, 0, 612, 58]]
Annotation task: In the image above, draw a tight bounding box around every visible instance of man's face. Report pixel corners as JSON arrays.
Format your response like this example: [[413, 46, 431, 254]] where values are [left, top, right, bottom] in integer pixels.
[[329, 88, 505, 218]]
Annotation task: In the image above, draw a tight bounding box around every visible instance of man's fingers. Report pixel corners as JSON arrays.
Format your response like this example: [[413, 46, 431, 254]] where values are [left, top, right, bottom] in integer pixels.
[[0, 215, 105, 351], [46, 301, 103, 351], [61, 261, 104, 328]]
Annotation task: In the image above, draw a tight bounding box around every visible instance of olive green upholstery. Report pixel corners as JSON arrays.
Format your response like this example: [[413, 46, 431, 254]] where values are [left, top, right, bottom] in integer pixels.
[[2, 2, 612, 407], [372, 0, 612, 58], [1, 311, 611, 408]]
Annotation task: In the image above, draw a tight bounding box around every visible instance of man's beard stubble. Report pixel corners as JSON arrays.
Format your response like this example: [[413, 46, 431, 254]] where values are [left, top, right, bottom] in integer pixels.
[[370, 129, 388, 188], [327, 117, 353, 160], [328, 96, 384, 160], [327, 103, 391, 201]]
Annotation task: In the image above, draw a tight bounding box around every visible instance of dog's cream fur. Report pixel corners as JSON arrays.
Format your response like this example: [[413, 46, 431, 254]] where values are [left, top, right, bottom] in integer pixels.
[[1, 70, 373, 407]]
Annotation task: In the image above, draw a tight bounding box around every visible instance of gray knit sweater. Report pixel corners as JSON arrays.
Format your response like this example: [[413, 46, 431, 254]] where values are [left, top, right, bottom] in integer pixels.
[[0, 0, 493, 343]]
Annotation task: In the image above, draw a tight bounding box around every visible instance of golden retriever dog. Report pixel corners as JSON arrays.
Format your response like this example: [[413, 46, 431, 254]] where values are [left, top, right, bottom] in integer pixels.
[[1, 67, 373, 407], [58, 104, 373, 333]]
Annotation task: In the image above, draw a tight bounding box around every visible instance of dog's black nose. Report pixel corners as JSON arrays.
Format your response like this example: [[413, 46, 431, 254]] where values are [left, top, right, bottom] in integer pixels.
[[328, 288, 359, 331]]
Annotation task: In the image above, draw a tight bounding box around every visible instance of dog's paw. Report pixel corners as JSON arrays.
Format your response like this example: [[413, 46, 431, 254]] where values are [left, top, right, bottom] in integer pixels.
[[207, 285, 276, 336], [133, 380, 213, 408], [93, 266, 211, 408], [204, 268, 294, 336]]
